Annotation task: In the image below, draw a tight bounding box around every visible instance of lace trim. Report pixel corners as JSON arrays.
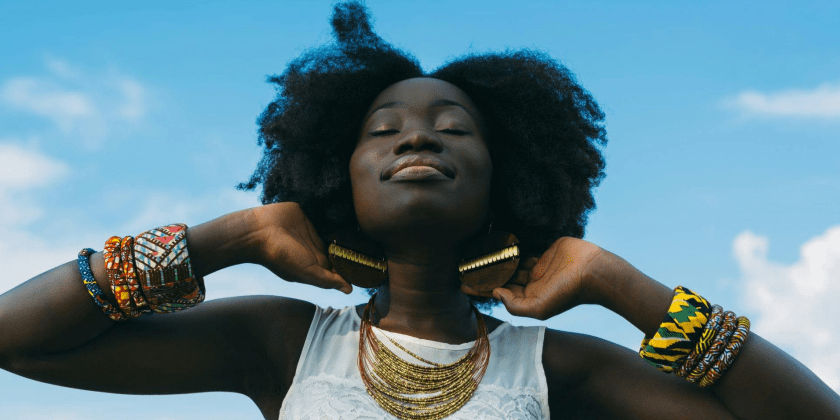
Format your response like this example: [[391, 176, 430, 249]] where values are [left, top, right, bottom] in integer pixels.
[[279, 373, 548, 419], [347, 305, 513, 350]]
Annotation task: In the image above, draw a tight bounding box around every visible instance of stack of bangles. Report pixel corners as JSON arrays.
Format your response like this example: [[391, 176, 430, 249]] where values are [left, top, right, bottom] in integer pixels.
[[639, 286, 750, 388], [77, 224, 205, 321]]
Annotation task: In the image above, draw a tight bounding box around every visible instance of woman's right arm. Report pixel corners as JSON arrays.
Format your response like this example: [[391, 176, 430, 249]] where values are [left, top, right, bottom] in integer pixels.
[[0, 203, 350, 413]]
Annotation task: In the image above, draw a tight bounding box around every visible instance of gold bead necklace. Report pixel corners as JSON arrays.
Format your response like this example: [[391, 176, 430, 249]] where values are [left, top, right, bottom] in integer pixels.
[[358, 294, 491, 420]]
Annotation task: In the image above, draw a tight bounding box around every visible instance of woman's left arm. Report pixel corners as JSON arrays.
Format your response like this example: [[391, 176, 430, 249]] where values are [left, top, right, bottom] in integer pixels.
[[488, 237, 840, 419]]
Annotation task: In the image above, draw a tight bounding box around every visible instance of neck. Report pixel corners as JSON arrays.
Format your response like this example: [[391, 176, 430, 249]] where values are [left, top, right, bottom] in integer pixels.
[[366, 241, 479, 344]]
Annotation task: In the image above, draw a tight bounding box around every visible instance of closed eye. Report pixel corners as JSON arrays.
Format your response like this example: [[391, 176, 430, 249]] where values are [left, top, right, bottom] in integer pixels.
[[370, 129, 399, 137], [438, 129, 469, 135]]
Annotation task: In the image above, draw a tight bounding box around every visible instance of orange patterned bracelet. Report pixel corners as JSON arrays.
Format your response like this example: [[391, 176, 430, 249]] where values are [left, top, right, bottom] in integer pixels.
[[104, 236, 134, 318], [120, 236, 151, 316]]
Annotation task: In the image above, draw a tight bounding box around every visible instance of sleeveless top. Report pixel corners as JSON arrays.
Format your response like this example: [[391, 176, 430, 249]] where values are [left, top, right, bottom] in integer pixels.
[[278, 305, 550, 419]]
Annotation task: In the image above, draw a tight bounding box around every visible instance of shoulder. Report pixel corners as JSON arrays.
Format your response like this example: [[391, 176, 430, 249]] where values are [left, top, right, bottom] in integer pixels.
[[237, 295, 317, 377], [543, 327, 630, 385], [226, 295, 317, 416], [541, 328, 734, 419], [541, 328, 605, 417]]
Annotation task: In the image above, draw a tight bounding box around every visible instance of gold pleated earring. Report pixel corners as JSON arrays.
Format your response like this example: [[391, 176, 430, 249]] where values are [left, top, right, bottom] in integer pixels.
[[327, 227, 388, 288], [458, 215, 522, 294]]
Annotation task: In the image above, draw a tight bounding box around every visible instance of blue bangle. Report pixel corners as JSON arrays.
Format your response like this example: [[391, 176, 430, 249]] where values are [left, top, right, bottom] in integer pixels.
[[78, 248, 126, 321]]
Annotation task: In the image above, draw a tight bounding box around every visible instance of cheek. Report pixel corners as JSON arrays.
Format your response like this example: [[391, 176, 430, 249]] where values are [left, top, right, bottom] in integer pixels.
[[349, 147, 381, 216], [463, 145, 493, 191]]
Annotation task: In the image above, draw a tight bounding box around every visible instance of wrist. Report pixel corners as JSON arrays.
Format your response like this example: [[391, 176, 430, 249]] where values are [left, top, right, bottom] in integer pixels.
[[586, 249, 673, 335], [187, 207, 265, 278], [582, 248, 625, 308]]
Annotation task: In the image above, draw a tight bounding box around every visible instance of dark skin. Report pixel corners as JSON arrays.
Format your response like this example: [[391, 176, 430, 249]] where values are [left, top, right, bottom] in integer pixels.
[[0, 78, 838, 419]]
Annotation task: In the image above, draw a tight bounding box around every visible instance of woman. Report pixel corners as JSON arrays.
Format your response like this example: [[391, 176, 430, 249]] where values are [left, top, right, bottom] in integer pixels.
[[1, 2, 838, 419]]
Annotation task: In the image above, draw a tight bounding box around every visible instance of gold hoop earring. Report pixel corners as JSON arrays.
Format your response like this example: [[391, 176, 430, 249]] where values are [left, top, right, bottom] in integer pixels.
[[327, 227, 388, 288], [458, 214, 521, 293]]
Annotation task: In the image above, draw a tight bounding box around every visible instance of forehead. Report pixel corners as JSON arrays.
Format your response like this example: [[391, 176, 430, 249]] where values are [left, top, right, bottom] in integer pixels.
[[364, 77, 482, 122]]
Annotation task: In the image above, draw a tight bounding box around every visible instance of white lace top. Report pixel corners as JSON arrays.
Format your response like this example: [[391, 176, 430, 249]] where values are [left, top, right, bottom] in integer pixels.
[[278, 305, 550, 419]]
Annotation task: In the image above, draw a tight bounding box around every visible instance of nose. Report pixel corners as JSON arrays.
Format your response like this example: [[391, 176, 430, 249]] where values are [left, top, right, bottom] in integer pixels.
[[392, 129, 443, 155]]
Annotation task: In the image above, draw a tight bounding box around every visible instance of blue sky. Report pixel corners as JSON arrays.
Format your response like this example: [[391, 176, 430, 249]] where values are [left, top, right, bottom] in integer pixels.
[[1, 0, 838, 418]]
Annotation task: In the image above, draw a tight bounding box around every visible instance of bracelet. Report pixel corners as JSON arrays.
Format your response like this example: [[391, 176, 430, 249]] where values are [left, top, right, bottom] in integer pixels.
[[699, 316, 750, 387], [77, 248, 127, 322], [133, 224, 205, 314], [676, 304, 724, 377], [686, 310, 737, 383], [120, 236, 151, 315], [104, 236, 136, 318], [639, 286, 712, 372]]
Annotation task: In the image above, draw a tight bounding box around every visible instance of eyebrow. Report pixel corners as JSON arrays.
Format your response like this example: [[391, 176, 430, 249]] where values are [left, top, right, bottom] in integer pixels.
[[364, 99, 477, 123]]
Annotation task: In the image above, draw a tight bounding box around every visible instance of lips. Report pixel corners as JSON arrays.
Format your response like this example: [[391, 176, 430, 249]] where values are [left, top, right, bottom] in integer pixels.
[[382, 155, 455, 181]]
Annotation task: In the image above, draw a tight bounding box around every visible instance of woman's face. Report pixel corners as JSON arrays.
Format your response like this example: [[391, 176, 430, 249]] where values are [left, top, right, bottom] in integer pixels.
[[350, 77, 493, 247]]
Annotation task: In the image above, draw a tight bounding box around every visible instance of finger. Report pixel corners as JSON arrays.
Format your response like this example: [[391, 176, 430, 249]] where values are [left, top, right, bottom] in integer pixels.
[[302, 264, 353, 294], [492, 285, 525, 310], [303, 217, 332, 269], [494, 285, 549, 319], [460, 283, 494, 298], [508, 269, 531, 287], [519, 257, 539, 271], [531, 252, 556, 280]]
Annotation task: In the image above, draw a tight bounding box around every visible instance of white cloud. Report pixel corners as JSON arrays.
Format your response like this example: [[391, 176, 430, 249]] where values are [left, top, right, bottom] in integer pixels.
[[44, 55, 81, 79], [0, 141, 69, 226], [0, 141, 79, 294], [1, 77, 97, 128], [0, 57, 149, 146], [0, 141, 69, 192], [113, 77, 146, 122], [734, 225, 840, 391], [723, 82, 840, 118]]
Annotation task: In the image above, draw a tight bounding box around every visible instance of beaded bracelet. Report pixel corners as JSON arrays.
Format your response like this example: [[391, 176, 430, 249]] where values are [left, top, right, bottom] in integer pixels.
[[686, 311, 737, 383], [77, 248, 127, 322], [104, 236, 137, 318], [133, 224, 205, 314], [676, 304, 724, 378], [639, 286, 712, 372], [699, 316, 751, 387]]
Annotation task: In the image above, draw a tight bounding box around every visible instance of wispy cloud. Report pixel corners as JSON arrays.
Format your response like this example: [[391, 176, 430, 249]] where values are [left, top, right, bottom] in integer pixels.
[[723, 82, 840, 119], [0, 140, 80, 294], [0, 141, 68, 193], [0, 57, 149, 146], [0, 140, 69, 226], [43, 55, 81, 79], [734, 225, 840, 391]]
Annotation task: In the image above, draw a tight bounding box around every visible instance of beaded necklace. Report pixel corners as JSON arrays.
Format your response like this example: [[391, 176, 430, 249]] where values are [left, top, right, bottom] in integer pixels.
[[358, 294, 491, 420]]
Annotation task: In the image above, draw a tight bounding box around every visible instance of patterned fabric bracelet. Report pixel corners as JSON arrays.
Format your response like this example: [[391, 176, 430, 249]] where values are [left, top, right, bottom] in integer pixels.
[[686, 311, 737, 383], [699, 316, 751, 387], [676, 305, 724, 378], [120, 236, 151, 315], [77, 248, 127, 322], [104, 236, 137, 318], [134, 224, 205, 314], [639, 286, 713, 372]]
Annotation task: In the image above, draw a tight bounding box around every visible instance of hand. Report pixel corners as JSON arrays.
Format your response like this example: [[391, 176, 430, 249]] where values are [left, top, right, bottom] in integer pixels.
[[253, 202, 352, 294], [478, 236, 604, 320]]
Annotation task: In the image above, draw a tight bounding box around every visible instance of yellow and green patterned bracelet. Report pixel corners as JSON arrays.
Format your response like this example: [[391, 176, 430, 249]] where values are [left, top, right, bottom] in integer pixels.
[[639, 286, 712, 372]]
